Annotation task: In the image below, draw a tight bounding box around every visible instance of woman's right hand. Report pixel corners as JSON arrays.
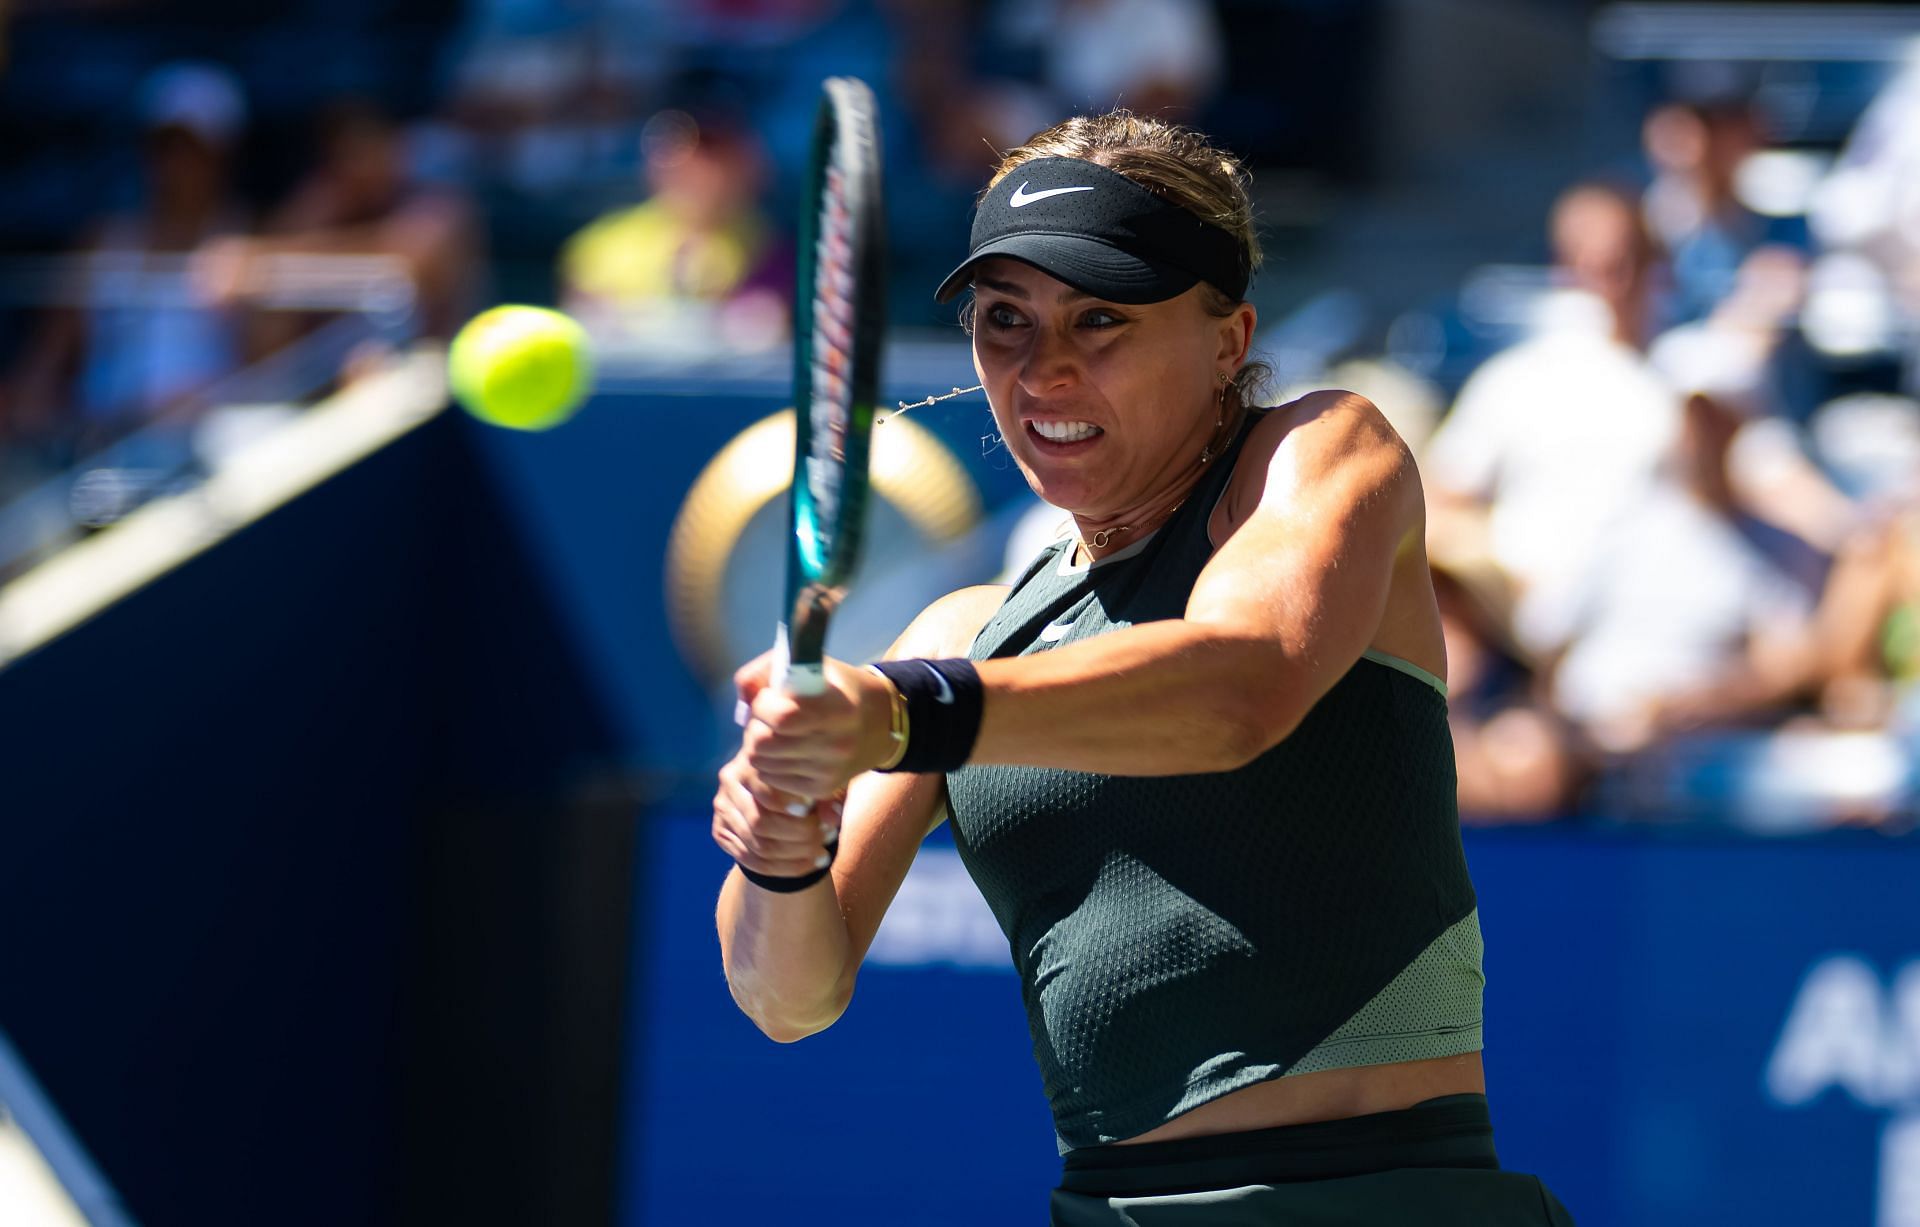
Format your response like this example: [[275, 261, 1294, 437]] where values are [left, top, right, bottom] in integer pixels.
[[711, 749, 843, 879]]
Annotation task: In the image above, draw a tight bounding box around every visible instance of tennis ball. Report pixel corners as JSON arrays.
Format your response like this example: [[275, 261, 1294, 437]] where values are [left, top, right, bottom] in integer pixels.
[[447, 305, 594, 431]]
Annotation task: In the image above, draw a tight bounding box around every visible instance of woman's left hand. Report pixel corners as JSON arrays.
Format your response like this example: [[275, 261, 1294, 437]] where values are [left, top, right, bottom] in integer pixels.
[[735, 652, 898, 802]]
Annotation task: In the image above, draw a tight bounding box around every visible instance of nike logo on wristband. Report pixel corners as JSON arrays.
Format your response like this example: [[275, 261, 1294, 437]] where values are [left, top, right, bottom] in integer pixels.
[[1009, 182, 1095, 207], [922, 662, 955, 704]]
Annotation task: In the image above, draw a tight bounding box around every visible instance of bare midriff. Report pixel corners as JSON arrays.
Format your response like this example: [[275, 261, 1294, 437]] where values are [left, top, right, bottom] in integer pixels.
[[1113, 1052, 1486, 1146]]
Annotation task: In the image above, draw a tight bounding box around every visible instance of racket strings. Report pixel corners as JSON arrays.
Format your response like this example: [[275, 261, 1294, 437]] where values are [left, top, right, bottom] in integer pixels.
[[807, 164, 861, 539]]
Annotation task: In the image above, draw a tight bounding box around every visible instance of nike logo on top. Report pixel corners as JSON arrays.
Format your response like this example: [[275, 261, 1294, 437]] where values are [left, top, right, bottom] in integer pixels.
[[1009, 182, 1095, 208], [922, 662, 955, 704], [1039, 619, 1075, 643]]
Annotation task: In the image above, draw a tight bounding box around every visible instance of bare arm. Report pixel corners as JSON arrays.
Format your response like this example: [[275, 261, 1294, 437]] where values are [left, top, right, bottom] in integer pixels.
[[744, 392, 1423, 799], [715, 584, 1006, 1042], [972, 393, 1419, 772], [203, 192, 478, 339], [1638, 622, 1819, 739]]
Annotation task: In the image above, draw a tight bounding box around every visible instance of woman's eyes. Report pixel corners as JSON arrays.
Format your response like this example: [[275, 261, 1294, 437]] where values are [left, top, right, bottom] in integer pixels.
[[980, 304, 1126, 330]]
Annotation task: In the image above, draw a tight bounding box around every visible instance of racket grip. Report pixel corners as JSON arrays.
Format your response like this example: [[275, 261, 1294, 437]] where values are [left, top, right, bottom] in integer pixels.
[[771, 621, 829, 696], [755, 628, 835, 841], [783, 664, 828, 697]]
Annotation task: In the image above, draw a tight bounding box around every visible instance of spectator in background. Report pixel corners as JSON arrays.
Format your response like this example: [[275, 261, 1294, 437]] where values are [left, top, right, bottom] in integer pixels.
[[1661, 245, 1858, 557], [1545, 325, 1832, 754], [1424, 181, 1678, 660], [3, 62, 251, 467], [1642, 98, 1808, 324], [1436, 541, 1584, 822], [199, 100, 481, 355], [1811, 39, 1920, 395], [1550, 180, 1668, 350], [996, 0, 1226, 118], [559, 109, 790, 353]]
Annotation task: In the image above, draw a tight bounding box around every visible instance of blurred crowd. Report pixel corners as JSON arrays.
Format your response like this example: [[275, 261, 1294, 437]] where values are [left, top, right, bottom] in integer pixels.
[[0, 0, 1265, 513], [0, 62, 483, 513], [1412, 62, 1920, 828], [2, 1, 1919, 827]]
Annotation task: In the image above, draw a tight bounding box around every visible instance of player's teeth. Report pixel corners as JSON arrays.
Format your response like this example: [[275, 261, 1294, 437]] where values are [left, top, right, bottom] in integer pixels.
[[1033, 420, 1100, 442]]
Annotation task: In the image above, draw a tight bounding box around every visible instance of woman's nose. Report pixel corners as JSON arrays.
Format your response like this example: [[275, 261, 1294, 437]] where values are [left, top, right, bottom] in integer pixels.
[[1016, 326, 1079, 395]]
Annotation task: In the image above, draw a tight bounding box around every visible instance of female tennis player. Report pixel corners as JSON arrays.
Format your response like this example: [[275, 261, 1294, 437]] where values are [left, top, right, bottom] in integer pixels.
[[713, 112, 1576, 1226]]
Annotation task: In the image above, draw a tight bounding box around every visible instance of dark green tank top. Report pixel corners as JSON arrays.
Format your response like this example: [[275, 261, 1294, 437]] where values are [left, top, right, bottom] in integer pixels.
[[944, 414, 1479, 1149]]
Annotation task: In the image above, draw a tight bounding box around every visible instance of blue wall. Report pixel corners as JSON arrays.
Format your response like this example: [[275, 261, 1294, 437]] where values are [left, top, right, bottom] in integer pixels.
[[623, 815, 1920, 1227], [0, 413, 631, 1225]]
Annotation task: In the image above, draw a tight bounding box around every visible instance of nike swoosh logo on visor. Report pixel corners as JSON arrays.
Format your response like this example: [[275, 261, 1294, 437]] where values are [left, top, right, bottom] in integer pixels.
[[923, 662, 956, 704], [1009, 182, 1095, 208]]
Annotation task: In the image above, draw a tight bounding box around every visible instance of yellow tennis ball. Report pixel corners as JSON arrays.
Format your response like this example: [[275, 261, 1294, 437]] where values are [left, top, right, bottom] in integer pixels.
[[447, 305, 594, 431]]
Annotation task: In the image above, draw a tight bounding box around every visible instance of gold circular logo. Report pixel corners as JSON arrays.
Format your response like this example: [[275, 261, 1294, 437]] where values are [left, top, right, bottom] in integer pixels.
[[666, 411, 980, 683]]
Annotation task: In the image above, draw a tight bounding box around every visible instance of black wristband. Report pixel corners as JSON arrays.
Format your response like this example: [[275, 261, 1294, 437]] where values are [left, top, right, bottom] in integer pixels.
[[869, 658, 984, 773], [738, 833, 836, 893]]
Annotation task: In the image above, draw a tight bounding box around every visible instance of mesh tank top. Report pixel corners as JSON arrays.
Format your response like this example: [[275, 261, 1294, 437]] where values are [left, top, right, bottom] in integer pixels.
[[944, 413, 1482, 1150]]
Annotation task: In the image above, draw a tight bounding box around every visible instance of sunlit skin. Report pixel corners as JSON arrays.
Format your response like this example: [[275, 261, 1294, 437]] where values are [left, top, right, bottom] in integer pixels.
[[713, 245, 1478, 1145], [712, 258, 1258, 875], [969, 256, 1255, 557]]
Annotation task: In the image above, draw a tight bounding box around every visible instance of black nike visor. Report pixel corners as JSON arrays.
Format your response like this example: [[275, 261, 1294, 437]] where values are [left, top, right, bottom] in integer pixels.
[[934, 156, 1250, 306]]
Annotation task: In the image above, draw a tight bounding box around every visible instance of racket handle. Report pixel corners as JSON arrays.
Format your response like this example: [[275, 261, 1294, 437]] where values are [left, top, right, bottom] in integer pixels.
[[783, 664, 828, 697], [770, 622, 829, 696], [761, 627, 837, 848]]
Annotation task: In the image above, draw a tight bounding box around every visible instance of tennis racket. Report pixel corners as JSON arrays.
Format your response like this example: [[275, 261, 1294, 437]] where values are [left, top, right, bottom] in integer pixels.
[[772, 77, 887, 707]]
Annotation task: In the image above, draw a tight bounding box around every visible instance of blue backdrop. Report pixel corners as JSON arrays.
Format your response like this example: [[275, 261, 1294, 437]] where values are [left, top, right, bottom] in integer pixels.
[[623, 816, 1920, 1227]]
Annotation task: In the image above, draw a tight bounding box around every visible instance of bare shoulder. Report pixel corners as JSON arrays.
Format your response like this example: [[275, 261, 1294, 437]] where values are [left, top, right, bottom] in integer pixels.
[[1255, 389, 1410, 472], [1205, 393, 1446, 678], [887, 585, 1010, 660], [1217, 390, 1419, 539]]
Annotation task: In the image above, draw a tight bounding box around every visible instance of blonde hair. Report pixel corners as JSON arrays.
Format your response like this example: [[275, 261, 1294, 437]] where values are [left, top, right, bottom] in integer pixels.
[[969, 110, 1269, 414]]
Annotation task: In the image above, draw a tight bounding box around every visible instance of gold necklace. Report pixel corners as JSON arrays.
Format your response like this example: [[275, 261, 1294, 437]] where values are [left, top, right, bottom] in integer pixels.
[[1079, 419, 1230, 556], [1080, 491, 1184, 558]]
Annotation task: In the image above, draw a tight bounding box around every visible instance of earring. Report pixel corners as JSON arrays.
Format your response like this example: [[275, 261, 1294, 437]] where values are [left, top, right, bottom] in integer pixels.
[[1200, 372, 1233, 463]]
